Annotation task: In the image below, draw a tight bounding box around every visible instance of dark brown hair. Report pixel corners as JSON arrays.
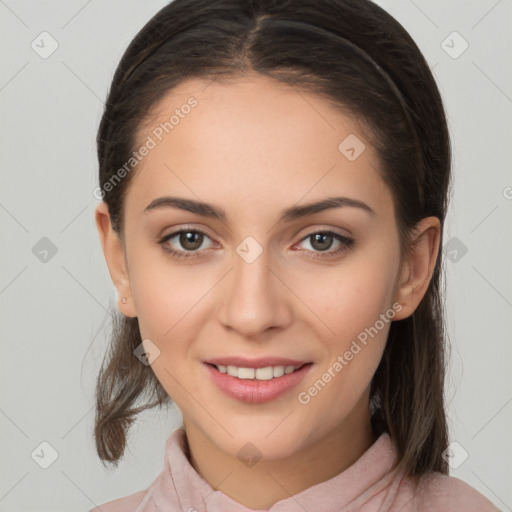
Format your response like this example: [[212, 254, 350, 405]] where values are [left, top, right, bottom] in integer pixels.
[[94, 0, 451, 478]]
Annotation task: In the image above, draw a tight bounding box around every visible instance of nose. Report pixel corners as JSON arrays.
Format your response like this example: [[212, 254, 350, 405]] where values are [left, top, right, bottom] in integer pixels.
[[217, 244, 293, 339]]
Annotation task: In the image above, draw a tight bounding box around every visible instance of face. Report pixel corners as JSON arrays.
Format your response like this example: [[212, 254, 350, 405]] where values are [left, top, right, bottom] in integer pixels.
[[96, 73, 434, 464]]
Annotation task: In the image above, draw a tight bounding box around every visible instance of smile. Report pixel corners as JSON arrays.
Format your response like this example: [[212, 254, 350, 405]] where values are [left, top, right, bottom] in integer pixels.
[[204, 362, 313, 403]]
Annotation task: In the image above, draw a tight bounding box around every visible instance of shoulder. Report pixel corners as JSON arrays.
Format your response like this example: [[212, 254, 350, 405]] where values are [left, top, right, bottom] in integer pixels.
[[88, 489, 147, 512], [411, 471, 501, 511]]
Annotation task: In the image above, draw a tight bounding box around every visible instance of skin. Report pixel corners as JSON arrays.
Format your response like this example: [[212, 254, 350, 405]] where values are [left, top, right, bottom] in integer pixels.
[[95, 73, 440, 509]]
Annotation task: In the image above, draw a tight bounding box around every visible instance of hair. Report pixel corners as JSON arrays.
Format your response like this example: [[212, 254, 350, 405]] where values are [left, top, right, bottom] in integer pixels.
[[94, 0, 452, 479]]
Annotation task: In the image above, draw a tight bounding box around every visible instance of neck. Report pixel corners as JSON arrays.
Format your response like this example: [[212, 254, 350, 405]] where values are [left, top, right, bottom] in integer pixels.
[[183, 395, 376, 509]]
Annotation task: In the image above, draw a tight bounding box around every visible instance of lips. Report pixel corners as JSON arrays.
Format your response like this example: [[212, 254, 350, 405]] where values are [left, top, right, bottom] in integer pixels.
[[205, 361, 313, 403]]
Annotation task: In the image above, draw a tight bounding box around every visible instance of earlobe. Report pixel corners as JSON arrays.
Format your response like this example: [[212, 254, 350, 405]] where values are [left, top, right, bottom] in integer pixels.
[[393, 217, 441, 321], [95, 201, 137, 318]]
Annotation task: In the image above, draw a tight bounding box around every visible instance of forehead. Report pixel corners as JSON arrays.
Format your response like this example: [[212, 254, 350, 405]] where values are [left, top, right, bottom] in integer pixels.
[[125, 74, 393, 222]]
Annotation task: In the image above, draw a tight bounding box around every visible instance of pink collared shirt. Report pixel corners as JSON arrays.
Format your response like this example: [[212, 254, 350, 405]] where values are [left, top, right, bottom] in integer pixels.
[[90, 427, 500, 511]]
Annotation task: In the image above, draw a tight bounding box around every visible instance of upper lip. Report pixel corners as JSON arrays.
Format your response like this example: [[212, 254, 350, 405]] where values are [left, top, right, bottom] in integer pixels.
[[204, 356, 311, 369]]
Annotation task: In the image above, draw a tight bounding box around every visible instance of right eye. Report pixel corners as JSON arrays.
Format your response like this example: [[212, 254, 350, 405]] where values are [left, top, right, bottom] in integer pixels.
[[158, 228, 215, 260]]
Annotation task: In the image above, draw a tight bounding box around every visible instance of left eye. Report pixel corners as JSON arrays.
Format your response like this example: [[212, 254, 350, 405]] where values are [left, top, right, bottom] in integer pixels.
[[295, 231, 354, 258]]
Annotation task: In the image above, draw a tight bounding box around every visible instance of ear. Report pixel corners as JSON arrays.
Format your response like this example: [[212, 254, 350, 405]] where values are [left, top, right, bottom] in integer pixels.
[[392, 216, 441, 321], [95, 201, 137, 318]]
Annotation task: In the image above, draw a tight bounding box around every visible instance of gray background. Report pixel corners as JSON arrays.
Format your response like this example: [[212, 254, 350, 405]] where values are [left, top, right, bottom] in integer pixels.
[[0, 0, 511, 510]]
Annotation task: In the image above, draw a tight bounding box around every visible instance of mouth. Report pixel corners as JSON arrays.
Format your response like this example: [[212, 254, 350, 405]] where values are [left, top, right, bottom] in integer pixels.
[[204, 361, 313, 403]]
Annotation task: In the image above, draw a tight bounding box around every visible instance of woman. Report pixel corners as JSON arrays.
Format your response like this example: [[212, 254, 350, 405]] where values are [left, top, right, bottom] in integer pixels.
[[91, 0, 500, 510]]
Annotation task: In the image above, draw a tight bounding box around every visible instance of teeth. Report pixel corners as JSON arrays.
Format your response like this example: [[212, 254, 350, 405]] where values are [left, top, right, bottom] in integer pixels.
[[215, 364, 302, 380]]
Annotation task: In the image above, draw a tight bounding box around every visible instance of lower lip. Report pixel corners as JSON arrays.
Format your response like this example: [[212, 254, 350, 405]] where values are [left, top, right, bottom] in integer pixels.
[[204, 363, 313, 404]]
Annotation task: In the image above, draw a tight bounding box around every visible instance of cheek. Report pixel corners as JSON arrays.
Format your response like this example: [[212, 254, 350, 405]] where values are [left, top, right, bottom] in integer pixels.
[[294, 263, 394, 421], [291, 243, 399, 394], [126, 232, 216, 327], [132, 262, 213, 400], [295, 254, 398, 342]]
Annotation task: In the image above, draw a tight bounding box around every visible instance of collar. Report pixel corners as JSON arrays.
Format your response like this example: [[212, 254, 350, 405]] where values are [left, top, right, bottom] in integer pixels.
[[150, 427, 403, 512]]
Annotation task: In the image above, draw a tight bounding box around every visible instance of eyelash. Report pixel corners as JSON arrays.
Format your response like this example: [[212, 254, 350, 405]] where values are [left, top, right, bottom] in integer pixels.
[[158, 228, 354, 261]]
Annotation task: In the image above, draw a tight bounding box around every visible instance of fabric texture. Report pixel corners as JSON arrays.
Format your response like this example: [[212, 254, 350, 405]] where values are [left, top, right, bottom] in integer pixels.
[[90, 427, 501, 511]]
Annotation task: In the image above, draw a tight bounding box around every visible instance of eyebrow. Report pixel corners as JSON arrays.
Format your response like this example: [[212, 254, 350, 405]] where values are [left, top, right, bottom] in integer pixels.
[[143, 195, 375, 221]]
